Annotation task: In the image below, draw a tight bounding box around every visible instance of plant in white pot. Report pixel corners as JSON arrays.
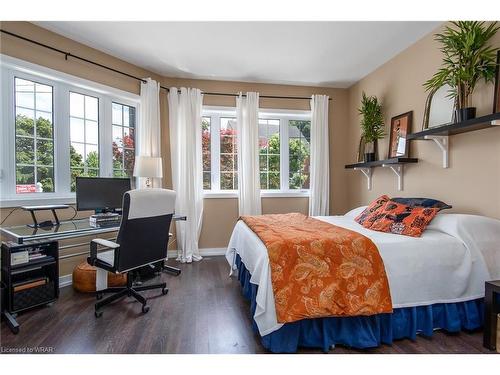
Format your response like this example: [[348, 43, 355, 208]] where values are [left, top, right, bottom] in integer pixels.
[[359, 92, 384, 162], [424, 21, 499, 122]]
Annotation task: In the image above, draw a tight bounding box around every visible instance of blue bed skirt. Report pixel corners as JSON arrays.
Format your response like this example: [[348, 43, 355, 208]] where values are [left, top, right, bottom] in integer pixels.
[[235, 255, 484, 353]]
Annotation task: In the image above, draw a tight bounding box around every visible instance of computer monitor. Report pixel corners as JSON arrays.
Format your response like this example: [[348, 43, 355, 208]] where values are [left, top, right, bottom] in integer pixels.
[[76, 177, 131, 212]]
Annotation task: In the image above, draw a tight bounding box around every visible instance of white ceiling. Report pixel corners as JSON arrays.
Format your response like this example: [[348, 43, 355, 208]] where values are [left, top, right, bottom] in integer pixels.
[[36, 21, 440, 88]]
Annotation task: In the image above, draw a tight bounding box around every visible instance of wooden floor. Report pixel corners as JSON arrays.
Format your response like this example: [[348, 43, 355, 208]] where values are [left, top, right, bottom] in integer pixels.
[[0, 257, 494, 354]]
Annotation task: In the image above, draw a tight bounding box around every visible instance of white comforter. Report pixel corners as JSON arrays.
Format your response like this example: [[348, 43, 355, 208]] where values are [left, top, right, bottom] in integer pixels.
[[225, 209, 500, 336]]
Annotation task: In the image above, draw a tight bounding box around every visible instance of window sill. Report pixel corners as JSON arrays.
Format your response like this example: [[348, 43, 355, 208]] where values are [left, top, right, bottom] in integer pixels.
[[203, 191, 310, 199], [0, 195, 76, 208]]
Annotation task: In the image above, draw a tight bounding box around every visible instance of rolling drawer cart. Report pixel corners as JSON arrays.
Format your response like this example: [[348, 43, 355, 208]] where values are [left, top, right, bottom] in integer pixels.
[[1, 240, 59, 334]]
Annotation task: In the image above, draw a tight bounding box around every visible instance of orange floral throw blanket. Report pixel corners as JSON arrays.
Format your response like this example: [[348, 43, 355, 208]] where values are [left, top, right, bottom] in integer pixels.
[[240, 213, 392, 323]]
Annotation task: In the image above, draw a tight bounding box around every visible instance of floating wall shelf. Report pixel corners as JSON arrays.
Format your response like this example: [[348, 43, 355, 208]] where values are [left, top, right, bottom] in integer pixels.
[[407, 113, 500, 168], [345, 157, 418, 191]]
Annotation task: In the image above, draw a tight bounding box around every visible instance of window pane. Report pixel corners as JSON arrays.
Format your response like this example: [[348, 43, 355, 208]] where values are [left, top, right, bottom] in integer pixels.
[[86, 120, 99, 145], [70, 92, 84, 118], [259, 119, 280, 190], [70, 168, 84, 192], [220, 117, 237, 190], [123, 127, 135, 148], [16, 91, 34, 108], [36, 115, 53, 138], [70, 118, 85, 143], [15, 109, 35, 136], [112, 103, 122, 125], [16, 137, 34, 164], [16, 165, 35, 185], [36, 91, 52, 112], [124, 149, 135, 176], [113, 146, 123, 170], [85, 96, 98, 121], [37, 166, 54, 192], [113, 125, 123, 147], [288, 120, 311, 190], [70, 93, 100, 176], [15, 77, 54, 194], [70, 143, 85, 168], [202, 117, 211, 190], [36, 139, 54, 165], [112, 103, 136, 177]]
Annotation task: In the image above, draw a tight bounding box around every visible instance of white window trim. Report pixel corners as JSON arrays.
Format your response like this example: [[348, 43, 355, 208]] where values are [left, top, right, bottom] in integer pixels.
[[202, 106, 311, 199], [0, 54, 140, 208]]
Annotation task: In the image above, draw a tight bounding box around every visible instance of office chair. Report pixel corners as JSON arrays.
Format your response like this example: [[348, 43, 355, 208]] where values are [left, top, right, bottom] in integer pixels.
[[87, 188, 176, 317]]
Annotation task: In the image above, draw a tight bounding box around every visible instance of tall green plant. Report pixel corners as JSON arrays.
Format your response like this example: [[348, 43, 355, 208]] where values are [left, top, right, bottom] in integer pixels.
[[358, 92, 384, 143], [424, 21, 499, 109]]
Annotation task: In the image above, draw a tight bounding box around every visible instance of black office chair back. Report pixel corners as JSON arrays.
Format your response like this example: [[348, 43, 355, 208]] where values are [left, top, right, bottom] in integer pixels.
[[116, 188, 176, 272]]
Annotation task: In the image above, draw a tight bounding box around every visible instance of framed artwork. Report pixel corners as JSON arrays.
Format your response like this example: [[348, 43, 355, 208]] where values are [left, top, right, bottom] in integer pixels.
[[494, 50, 500, 113], [388, 111, 412, 158]]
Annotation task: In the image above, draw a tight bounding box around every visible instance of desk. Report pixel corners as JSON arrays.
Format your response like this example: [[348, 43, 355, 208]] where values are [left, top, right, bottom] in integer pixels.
[[0, 214, 186, 244]]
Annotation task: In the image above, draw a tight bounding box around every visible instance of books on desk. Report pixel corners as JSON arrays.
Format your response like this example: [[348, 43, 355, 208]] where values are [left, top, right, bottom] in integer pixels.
[[89, 213, 121, 228]]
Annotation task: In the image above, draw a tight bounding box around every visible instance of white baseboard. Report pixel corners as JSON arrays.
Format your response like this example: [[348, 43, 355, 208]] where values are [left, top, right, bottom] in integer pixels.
[[167, 247, 226, 258], [59, 247, 227, 288], [59, 274, 73, 288]]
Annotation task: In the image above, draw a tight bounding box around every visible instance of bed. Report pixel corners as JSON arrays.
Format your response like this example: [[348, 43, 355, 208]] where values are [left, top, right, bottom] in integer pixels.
[[225, 207, 500, 353]]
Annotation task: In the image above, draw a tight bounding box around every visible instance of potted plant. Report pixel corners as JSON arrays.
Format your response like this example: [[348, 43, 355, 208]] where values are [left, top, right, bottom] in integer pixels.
[[424, 21, 499, 122], [359, 92, 384, 162]]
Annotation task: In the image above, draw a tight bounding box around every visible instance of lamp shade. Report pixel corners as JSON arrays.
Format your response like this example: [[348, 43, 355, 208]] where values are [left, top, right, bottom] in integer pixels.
[[133, 156, 163, 178]]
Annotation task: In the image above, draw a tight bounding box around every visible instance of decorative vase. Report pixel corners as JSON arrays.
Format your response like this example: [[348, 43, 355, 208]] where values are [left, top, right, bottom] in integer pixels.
[[455, 107, 476, 122], [364, 141, 376, 162]]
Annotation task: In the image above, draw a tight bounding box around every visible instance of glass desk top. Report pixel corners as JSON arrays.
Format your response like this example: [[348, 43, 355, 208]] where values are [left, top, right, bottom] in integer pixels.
[[1, 214, 186, 244]]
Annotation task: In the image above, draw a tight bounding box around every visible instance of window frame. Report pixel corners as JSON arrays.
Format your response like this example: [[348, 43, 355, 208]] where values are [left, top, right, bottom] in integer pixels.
[[202, 106, 311, 199], [0, 55, 140, 207]]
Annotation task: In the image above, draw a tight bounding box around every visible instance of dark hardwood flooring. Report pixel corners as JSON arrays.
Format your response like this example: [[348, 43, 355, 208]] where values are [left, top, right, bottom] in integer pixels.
[[0, 257, 495, 354]]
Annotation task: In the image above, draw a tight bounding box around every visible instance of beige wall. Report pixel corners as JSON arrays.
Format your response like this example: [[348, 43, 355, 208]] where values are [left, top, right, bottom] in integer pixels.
[[0, 22, 349, 274], [346, 22, 500, 219]]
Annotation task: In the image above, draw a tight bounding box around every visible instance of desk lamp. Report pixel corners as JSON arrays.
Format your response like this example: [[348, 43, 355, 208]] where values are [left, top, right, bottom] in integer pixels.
[[133, 156, 163, 188]]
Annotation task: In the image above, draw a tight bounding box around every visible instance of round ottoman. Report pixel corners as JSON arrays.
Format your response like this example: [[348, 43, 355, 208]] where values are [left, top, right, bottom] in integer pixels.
[[72, 261, 127, 293]]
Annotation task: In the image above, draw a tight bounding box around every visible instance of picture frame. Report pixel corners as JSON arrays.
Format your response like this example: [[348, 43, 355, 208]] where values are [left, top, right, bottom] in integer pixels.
[[388, 111, 412, 158], [494, 50, 500, 114], [357, 137, 365, 162]]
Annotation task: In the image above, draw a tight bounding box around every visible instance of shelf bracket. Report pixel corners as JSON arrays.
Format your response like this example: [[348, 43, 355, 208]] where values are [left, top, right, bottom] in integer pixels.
[[354, 167, 372, 190], [424, 135, 449, 168], [382, 164, 404, 191]]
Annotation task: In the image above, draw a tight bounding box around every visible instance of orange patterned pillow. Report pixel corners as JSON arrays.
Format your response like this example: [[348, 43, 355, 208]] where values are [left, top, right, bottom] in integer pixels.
[[355, 195, 390, 226], [369, 201, 439, 237]]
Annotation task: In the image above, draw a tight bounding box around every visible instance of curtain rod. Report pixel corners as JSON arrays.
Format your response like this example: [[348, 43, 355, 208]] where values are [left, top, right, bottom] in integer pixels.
[[1, 29, 332, 101]]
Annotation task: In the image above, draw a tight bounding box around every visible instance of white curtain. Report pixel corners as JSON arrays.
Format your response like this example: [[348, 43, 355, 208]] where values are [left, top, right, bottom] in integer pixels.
[[309, 94, 330, 216], [168, 87, 204, 263], [137, 78, 162, 188], [236, 92, 261, 216]]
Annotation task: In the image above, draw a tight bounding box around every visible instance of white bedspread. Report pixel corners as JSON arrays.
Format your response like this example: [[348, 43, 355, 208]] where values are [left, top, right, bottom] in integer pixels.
[[225, 211, 500, 336]]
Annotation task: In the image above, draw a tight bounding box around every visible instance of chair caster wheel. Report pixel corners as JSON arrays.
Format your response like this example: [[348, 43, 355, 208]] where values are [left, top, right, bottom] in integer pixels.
[[96, 292, 103, 300], [142, 305, 150, 314], [162, 287, 169, 295], [95, 310, 103, 318]]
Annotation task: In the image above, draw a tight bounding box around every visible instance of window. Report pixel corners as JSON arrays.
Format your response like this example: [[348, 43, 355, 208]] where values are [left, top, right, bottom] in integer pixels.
[[220, 117, 238, 190], [14, 77, 54, 194], [201, 107, 310, 195], [112, 102, 136, 178], [69, 92, 100, 191], [288, 120, 311, 189], [1, 56, 140, 204], [259, 119, 280, 190], [202, 116, 211, 189]]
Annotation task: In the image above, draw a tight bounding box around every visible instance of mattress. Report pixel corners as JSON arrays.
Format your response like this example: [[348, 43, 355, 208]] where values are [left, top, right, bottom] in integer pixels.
[[226, 211, 500, 336]]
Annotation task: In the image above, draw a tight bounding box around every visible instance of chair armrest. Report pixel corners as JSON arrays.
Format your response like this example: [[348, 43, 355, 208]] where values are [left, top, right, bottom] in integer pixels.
[[89, 238, 120, 266], [92, 238, 120, 249]]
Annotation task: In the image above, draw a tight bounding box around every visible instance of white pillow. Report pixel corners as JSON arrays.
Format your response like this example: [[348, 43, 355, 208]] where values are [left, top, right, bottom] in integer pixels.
[[344, 206, 368, 218]]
